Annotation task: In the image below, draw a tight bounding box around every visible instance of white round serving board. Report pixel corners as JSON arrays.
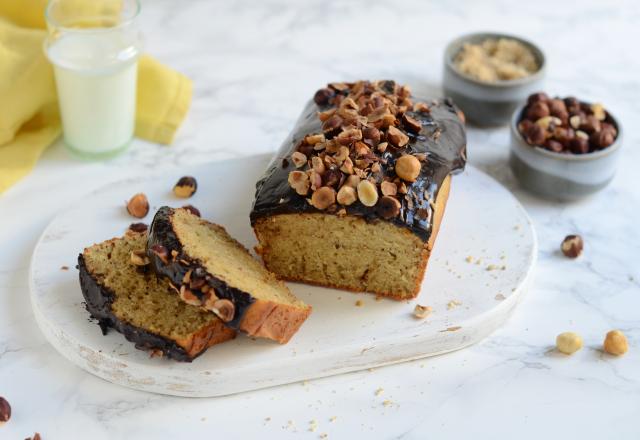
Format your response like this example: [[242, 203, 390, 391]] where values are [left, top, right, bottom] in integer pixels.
[[30, 154, 537, 397]]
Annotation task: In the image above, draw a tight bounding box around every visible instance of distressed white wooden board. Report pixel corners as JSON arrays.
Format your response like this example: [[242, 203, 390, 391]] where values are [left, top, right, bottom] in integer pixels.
[[30, 154, 537, 397]]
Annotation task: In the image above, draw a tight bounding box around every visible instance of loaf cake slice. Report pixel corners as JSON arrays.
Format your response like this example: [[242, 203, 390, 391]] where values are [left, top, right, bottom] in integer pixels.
[[250, 80, 467, 300], [147, 207, 311, 344], [78, 232, 235, 361]]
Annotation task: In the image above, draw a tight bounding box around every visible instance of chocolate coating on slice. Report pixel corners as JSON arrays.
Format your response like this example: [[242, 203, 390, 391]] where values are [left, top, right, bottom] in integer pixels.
[[77, 254, 198, 362], [249, 81, 467, 242], [147, 207, 255, 329]]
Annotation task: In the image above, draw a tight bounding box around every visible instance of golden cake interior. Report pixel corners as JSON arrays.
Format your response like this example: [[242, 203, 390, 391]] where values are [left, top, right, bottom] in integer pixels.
[[254, 175, 451, 299], [172, 209, 308, 309], [82, 233, 229, 345]]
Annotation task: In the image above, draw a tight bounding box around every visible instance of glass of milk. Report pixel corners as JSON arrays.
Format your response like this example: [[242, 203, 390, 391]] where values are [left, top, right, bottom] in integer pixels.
[[44, 0, 142, 159]]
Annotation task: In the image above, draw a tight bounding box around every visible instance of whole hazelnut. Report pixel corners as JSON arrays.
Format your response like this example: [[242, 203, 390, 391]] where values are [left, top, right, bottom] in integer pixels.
[[288, 170, 310, 195], [569, 137, 589, 154], [0, 396, 11, 424], [311, 186, 336, 210], [357, 180, 379, 207], [395, 155, 421, 182], [579, 115, 601, 134], [524, 124, 546, 145], [126, 193, 149, 218], [337, 185, 357, 206], [600, 122, 618, 137], [182, 204, 201, 217], [561, 234, 583, 258], [603, 330, 629, 356], [527, 92, 549, 105], [518, 119, 534, 134], [556, 332, 583, 355], [548, 99, 568, 117], [313, 88, 334, 106], [173, 176, 198, 198], [590, 130, 615, 149], [553, 126, 575, 146], [526, 101, 550, 121], [545, 139, 564, 153], [377, 196, 401, 219]]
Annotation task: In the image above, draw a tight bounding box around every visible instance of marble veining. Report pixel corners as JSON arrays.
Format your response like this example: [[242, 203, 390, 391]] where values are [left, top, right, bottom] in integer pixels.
[[0, 0, 639, 438]]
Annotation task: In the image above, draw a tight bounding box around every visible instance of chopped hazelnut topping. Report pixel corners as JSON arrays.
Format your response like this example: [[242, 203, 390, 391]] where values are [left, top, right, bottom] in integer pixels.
[[401, 114, 422, 133], [413, 304, 433, 319], [179, 285, 202, 307], [380, 181, 397, 196], [311, 187, 336, 210], [337, 186, 357, 206], [387, 126, 409, 147], [291, 151, 307, 168], [209, 299, 235, 322]]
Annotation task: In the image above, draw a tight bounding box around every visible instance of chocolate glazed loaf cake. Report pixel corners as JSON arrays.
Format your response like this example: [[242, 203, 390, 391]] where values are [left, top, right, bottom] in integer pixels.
[[250, 80, 467, 299], [78, 232, 235, 362], [147, 207, 311, 344]]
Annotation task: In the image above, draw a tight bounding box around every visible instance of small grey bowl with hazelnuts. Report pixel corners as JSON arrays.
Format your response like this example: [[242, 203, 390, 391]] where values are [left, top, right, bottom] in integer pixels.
[[443, 32, 546, 126], [509, 93, 623, 201]]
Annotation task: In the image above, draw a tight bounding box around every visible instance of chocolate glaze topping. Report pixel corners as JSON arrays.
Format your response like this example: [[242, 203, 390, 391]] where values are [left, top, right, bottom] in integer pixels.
[[147, 206, 255, 330], [249, 80, 467, 241], [77, 254, 198, 362]]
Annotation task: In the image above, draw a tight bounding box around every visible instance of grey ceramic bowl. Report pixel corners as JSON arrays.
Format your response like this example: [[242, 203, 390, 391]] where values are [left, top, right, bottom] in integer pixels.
[[443, 32, 546, 126], [509, 104, 623, 201]]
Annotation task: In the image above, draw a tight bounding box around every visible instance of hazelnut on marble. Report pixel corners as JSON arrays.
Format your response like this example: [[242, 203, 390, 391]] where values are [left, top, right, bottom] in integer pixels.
[[126, 193, 149, 218], [556, 331, 583, 355], [603, 330, 628, 356], [561, 235, 583, 258]]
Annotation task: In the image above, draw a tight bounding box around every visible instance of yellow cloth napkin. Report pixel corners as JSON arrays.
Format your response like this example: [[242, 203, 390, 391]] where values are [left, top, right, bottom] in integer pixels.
[[0, 2, 193, 193]]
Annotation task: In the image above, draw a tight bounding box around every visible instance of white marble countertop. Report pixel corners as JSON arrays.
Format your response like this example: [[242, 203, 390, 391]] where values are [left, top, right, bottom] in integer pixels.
[[1, 0, 639, 438]]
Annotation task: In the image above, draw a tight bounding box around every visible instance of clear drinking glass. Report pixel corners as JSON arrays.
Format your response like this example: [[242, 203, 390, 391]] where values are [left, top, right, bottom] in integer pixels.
[[44, 0, 142, 159]]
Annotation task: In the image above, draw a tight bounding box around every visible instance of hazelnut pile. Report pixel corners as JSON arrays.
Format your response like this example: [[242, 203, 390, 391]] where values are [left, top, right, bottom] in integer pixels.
[[286, 80, 438, 219], [518, 93, 617, 154]]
